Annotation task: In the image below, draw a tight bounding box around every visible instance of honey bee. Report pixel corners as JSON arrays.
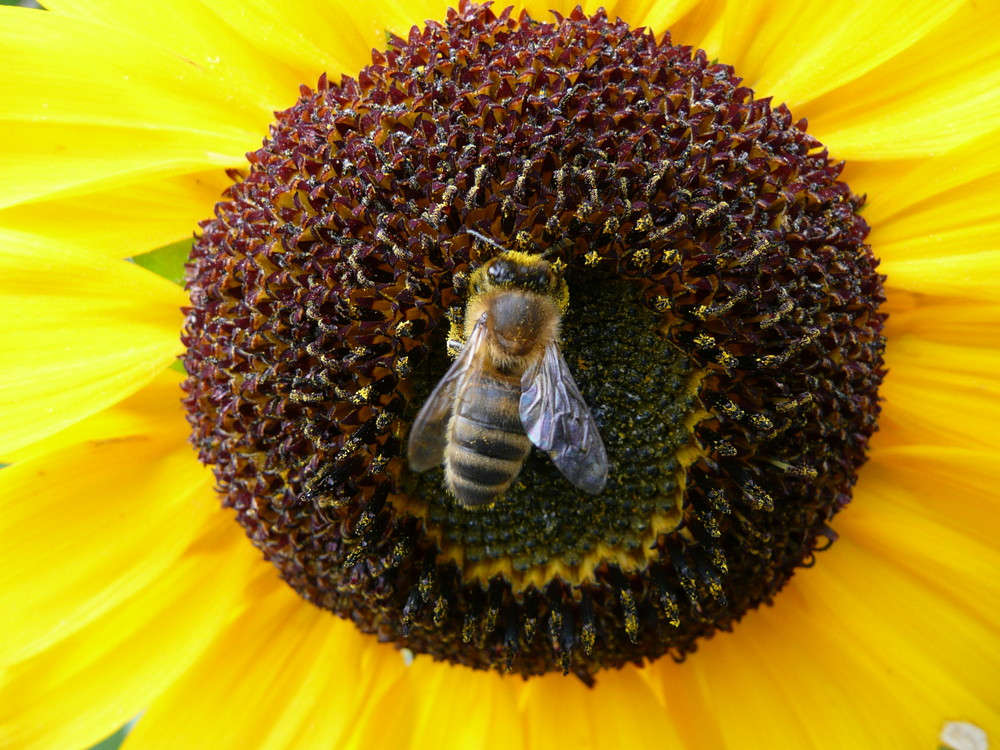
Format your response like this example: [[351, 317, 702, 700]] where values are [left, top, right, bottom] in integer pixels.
[[407, 245, 608, 508]]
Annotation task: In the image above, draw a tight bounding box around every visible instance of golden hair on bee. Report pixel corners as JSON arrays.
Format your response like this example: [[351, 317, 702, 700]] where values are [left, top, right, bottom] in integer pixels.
[[408, 241, 607, 509]]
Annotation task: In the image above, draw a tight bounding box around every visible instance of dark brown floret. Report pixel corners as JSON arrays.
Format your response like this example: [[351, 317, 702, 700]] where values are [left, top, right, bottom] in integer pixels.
[[182, 1, 886, 680]]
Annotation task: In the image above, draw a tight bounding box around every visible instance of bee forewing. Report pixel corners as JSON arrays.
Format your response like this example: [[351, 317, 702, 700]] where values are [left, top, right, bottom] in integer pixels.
[[519, 341, 608, 494], [407, 317, 489, 472]]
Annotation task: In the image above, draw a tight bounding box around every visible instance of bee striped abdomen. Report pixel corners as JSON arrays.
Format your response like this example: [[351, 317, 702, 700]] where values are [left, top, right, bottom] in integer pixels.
[[445, 372, 531, 507]]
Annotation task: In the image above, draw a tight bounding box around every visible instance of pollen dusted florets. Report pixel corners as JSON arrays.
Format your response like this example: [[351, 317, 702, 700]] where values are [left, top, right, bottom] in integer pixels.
[[182, 1, 886, 680]]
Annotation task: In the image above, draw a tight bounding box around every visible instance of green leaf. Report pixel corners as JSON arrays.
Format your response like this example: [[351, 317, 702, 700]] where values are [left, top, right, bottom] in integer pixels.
[[88, 720, 136, 750], [132, 239, 193, 286]]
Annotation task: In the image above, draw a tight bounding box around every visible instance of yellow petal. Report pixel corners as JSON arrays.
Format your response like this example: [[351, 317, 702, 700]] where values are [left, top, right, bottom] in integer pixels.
[[0, 412, 215, 665], [639, 0, 724, 53], [630, 0, 705, 29], [516, 0, 602, 22], [886, 334, 1000, 387], [45, 0, 621, 91], [884, 299, 1000, 349], [264, 625, 412, 750], [124, 584, 406, 750], [859, 129, 1000, 228], [879, 335, 1000, 451], [851, 129, 1000, 277], [854, 446, 1000, 625], [812, 537, 1000, 735], [201, 0, 412, 80], [878, 220, 1000, 268], [39, 0, 306, 107], [0, 231, 186, 455], [337, 0, 455, 61], [658, 610, 903, 749], [522, 667, 684, 749], [880, 251, 1000, 301], [715, 0, 963, 109], [692, 621, 878, 749], [0, 515, 256, 750], [0, 7, 289, 208], [650, 528, 1000, 749], [0, 170, 230, 259], [806, 1, 1000, 159], [353, 659, 525, 750], [2, 368, 186, 465]]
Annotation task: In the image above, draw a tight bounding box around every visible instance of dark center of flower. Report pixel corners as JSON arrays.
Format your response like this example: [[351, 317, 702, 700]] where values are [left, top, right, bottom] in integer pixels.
[[405, 276, 700, 587], [182, 1, 886, 681]]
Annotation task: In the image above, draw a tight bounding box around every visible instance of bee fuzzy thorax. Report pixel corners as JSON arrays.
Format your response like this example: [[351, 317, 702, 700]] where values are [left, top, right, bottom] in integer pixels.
[[466, 291, 560, 364]]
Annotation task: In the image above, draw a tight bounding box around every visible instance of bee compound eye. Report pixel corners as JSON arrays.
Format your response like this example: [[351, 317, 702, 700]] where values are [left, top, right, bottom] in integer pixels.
[[487, 259, 514, 284]]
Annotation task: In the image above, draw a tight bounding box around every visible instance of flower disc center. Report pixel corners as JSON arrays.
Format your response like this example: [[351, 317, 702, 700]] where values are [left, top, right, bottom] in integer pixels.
[[181, 2, 886, 680]]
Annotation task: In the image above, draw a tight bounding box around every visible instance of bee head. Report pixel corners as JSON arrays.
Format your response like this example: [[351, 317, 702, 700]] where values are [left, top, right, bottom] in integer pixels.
[[465, 231, 569, 310], [483, 251, 563, 293]]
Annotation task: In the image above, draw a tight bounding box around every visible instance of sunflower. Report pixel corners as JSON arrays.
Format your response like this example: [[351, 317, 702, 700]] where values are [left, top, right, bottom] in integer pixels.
[[1, 0, 998, 748]]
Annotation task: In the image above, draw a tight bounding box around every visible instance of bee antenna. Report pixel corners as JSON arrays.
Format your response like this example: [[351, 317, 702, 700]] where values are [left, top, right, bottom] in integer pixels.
[[465, 229, 507, 254]]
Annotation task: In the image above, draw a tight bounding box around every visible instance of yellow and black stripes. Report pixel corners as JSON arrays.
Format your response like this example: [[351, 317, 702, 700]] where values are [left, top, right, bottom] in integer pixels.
[[445, 372, 530, 507]]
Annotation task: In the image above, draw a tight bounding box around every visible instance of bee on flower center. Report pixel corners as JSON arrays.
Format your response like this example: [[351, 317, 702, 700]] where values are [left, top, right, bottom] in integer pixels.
[[407, 242, 608, 508]]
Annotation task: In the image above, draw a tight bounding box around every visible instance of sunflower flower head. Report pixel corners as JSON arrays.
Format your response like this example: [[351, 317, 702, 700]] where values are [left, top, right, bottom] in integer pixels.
[[182, 1, 886, 680], [5, 0, 999, 746]]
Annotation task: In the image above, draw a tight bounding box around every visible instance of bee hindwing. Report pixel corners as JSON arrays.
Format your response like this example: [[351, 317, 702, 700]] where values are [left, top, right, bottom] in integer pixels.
[[519, 341, 608, 494], [407, 316, 488, 472]]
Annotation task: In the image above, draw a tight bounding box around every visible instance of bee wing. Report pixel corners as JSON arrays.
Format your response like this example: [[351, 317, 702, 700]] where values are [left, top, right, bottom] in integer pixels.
[[407, 315, 489, 472], [519, 341, 608, 494]]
